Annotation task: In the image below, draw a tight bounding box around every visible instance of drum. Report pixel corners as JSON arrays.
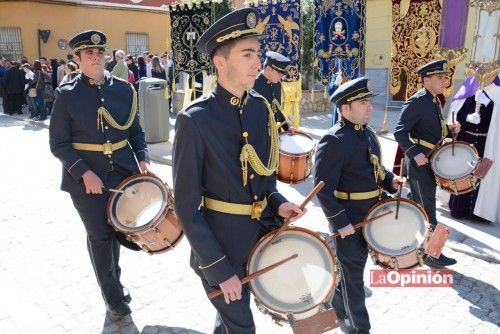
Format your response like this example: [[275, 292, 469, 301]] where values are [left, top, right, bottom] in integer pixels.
[[247, 227, 336, 323], [430, 141, 480, 195], [278, 131, 315, 183], [106, 173, 183, 254], [363, 198, 431, 269]]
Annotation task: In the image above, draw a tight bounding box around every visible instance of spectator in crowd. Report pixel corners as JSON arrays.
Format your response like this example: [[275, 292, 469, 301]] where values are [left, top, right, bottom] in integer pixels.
[[126, 55, 139, 85], [146, 53, 153, 77], [31, 60, 48, 121], [106, 49, 118, 72], [21, 63, 37, 118], [3, 61, 25, 115], [151, 56, 166, 80], [60, 62, 79, 85], [111, 50, 129, 81], [0, 56, 7, 98], [57, 59, 66, 85], [50, 59, 59, 89], [137, 56, 147, 80], [42, 64, 55, 114]]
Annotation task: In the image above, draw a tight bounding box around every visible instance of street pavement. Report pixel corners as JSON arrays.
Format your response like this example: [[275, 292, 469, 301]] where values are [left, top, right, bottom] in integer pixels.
[[0, 104, 499, 334]]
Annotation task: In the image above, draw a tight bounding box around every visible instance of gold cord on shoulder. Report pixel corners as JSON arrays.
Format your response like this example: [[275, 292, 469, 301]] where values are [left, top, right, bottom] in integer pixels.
[[97, 84, 138, 132], [239, 97, 279, 186]]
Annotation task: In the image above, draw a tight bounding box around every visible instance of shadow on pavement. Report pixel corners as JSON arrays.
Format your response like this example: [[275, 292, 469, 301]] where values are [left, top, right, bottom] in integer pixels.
[[100, 315, 207, 334], [452, 270, 500, 326], [142, 325, 205, 334]]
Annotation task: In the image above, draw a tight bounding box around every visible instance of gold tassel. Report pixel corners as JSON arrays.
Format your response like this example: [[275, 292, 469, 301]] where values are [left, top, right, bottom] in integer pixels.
[[324, 87, 328, 100], [172, 80, 176, 92], [240, 149, 248, 187]]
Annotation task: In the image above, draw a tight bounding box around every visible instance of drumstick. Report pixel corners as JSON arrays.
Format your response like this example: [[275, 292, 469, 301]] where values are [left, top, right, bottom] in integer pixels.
[[451, 112, 455, 157], [395, 158, 404, 220], [259, 181, 325, 252], [330, 210, 394, 238], [207, 253, 298, 299]]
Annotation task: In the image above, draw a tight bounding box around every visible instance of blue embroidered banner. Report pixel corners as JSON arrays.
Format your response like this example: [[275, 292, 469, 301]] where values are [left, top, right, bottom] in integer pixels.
[[250, 0, 301, 82], [314, 0, 366, 85]]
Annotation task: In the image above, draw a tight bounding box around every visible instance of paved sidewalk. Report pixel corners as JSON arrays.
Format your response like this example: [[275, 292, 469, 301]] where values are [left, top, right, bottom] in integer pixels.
[[1, 101, 499, 333]]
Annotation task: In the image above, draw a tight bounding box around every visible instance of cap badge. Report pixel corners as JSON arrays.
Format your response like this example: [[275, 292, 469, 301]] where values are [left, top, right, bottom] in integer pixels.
[[246, 12, 257, 29], [442, 62, 448, 70], [91, 33, 101, 45]]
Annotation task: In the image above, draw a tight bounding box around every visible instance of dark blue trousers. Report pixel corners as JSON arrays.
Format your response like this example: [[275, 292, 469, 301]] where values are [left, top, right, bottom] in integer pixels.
[[69, 168, 131, 308], [331, 230, 370, 334]]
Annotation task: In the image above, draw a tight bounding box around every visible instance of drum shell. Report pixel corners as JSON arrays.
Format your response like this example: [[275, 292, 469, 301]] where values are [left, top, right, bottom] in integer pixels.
[[277, 131, 315, 184], [363, 198, 430, 269], [106, 173, 183, 254]]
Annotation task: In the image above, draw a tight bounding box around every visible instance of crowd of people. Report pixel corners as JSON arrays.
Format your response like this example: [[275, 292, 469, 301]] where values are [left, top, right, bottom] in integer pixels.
[[0, 49, 174, 120]]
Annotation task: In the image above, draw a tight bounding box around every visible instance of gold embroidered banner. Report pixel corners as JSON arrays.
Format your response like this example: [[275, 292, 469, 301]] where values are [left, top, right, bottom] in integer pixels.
[[391, 0, 456, 98]]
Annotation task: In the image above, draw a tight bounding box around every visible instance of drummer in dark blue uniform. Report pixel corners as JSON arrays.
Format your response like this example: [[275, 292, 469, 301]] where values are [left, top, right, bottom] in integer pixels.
[[49, 30, 149, 321], [394, 60, 460, 268], [314, 77, 404, 334], [172, 8, 304, 334], [253, 51, 291, 132]]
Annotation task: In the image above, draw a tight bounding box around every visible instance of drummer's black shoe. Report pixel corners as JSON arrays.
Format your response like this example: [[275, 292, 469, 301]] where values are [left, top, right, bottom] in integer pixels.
[[123, 287, 132, 304], [425, 253, 457, 268], [107, 302, 131, 322]]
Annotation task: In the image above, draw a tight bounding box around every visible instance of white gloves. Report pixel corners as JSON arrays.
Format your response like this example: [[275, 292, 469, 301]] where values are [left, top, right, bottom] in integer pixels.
[[466, 112, 481, 124], [475, 90, 490, 106]]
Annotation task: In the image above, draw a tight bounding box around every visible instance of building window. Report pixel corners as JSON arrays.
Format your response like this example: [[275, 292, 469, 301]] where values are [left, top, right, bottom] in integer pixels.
[[0, 27, 23, 61], [126, 32, 148, 56]]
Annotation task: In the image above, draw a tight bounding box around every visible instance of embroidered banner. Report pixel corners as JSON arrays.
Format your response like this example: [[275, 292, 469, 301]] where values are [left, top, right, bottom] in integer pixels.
[[391, 0, 456, 98], [169, 2, 212, 76], [314, 0, 366, 85], [435, 0, 470, 65], [250, 0, 301, 82]]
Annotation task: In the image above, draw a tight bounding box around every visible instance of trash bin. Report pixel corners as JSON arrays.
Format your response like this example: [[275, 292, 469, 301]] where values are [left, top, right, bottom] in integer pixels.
[[138, 78, 169, 143]]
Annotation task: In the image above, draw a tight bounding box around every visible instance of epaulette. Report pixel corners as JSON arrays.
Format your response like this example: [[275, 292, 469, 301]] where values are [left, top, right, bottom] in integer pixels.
[[181, 93, 211, 113], [248, 89, 272, 110]]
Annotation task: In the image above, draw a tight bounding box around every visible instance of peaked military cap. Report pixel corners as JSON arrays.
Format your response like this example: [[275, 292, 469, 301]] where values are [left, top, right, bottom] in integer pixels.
[[69, 30, 107, 53], [263, 51, 291, 74], [416, 60, 451, 77], [330, 77, 376, 106], [196, 8, 265, 56]]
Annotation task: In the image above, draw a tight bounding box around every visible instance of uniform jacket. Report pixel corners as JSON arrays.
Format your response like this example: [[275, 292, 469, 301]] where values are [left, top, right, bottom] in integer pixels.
[[314, 120, 396, 231], [49, 72, 148, 193], [172, 84, 288, 287], [253, 73, 289, 131], [394, 88, 448, 159]]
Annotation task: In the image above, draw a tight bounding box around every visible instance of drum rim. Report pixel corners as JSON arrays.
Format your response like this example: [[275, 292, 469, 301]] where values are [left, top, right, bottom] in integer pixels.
[[278, 130, 316, 155], [106, 173, 169, 233], [363, 198, 430, 257], [430, 141, 479, 179], [246, 226, 336, 316]]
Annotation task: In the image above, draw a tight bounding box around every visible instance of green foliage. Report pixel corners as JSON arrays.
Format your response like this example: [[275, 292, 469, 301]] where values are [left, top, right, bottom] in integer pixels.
[[214, 0, 234, 20], [301, 0, 315, 90]]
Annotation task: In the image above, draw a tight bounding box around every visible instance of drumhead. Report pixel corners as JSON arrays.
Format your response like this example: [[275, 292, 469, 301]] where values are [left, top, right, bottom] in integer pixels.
[[431, 143, 478, 179], [364, 200, 428, 256], [109, 175, 168, 232], [279, 132, 315, 155], [248, 228, 335, 315]]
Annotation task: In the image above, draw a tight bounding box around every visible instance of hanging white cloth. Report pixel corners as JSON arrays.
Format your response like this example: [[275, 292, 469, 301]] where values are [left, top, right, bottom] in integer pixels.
[[474, 83, 500, 223]]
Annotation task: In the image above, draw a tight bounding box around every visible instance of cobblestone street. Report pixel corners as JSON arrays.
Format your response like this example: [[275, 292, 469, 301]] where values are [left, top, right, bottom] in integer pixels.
[[0, 113, 499, 334]]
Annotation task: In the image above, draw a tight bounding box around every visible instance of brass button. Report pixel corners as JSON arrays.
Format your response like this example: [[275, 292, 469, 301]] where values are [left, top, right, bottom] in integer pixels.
[[101, 98, 104, 102], [254, 195, 258, 200], [250, 174, 254, 180], [106, 140, 111, 143], [107, 155, 112, 158], [109, 160, 113, 164], [242, 132, 248, 138], [104, 126, 109, 130]]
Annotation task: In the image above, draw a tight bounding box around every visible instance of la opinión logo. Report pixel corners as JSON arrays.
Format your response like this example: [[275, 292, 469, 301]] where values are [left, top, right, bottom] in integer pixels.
[[370, 269, 454, 287]]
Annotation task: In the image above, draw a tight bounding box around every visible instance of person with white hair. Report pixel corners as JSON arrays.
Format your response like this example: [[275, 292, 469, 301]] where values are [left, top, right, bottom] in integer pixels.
[[111, 49, 128, 81]]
